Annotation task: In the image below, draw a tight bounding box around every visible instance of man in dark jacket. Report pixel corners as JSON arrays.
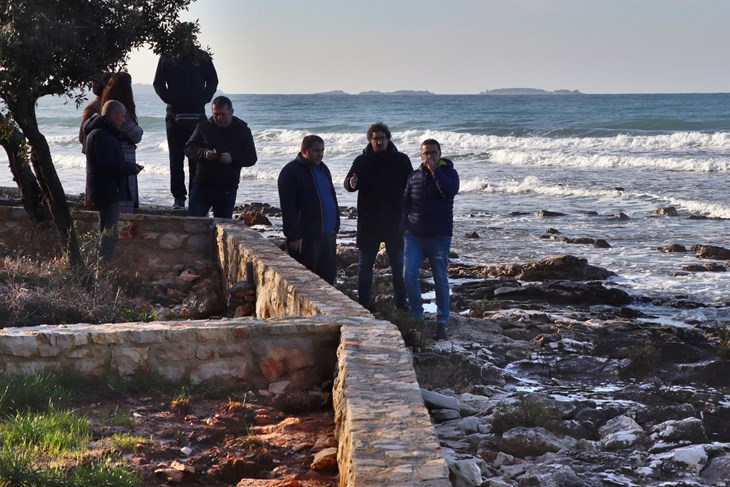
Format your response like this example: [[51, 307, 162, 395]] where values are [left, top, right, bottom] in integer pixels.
[[278, 135, 340, 285], [402, 139, 459, 340], [344, 123, 412, 310], [84, 100, 143, 261], [184, 96, 257, 218], [153, 23, 218, 209]]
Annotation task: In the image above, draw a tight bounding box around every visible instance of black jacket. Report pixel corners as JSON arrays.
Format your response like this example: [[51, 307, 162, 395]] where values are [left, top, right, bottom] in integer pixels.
[[184, 117, 257, 189], [153, 51, 218, 116], [83, 115, 138, 206], [343, 142, 412, 247], [278, 154, 340, 242]]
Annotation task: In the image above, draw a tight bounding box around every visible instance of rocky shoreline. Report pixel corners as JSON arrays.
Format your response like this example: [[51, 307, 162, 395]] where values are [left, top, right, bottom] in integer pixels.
[[242, 203, 730, 486]]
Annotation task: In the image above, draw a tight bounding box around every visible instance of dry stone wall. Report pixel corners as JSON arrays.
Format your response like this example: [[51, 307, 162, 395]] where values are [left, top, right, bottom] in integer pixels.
[[0, 207, 449, 487]]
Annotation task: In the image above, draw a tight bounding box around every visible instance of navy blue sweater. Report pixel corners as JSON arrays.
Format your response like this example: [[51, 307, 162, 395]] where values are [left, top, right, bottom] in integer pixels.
[[278, 155, 340, 241], [401, 158, 459, 237]]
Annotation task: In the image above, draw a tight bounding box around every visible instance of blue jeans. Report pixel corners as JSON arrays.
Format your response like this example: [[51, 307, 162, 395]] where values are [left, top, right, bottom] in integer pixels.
[[188, 183, 238, 218], [98, 200, 120, 262], [357, 237, 407, 310], [403, 233, 451, 325]]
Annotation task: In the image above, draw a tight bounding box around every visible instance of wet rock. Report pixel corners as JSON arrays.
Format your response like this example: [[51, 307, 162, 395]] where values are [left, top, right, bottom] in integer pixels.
[[536, 210, 566, 217], [657, 243, 688, 253], [593, 239, 611, 248], [493, 281, 631, 306], [692, 244, 730, 260], [545, 227, 560, 234], [564, 237, 595, 245], [682, 263, 726, 272], [483, 255, 615, 281], [652, 206, 678, 216], [499, 427, 576, 457], [608, 212, 630, 221], [464, 231, 480, 239]]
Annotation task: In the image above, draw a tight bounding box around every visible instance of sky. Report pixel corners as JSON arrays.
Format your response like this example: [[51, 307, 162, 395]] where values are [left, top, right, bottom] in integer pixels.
[[126, 0, 730, 95]]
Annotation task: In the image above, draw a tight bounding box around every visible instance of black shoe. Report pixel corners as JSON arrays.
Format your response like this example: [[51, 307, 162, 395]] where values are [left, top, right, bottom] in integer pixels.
[[172, 198, 185, 209], [435, 323, 448, 341]]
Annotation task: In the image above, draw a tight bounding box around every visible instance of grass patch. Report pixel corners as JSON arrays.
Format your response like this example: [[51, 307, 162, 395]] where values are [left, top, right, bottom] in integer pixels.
[[620, 343, 661, 377], [0, 225, 158, 328], [106, 433, 154, 452], [0, 373, 71, 416]]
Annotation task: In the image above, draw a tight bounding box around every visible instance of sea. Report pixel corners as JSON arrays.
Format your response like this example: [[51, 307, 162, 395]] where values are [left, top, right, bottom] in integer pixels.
[[2, 91, 729, 326]]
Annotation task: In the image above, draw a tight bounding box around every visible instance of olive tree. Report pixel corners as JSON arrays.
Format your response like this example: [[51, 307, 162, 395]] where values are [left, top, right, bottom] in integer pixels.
[[0, 0, 194, 266]]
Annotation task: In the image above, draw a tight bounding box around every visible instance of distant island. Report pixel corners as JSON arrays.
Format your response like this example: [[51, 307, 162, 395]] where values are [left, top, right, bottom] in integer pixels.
[[312, 89, 435, 96], [480, 88, 582, 95]]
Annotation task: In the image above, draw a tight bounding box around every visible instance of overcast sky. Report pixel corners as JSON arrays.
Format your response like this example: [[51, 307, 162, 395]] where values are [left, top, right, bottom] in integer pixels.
[[126, 0, 730, 94]]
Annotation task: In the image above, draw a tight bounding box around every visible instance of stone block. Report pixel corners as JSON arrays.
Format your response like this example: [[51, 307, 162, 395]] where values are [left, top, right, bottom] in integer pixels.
[[160, 233, 187, 250], [110, 347, 149, 376]]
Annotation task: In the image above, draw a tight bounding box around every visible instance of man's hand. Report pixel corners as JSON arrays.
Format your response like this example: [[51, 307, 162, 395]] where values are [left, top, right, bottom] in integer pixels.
[[135, 164, 144, 174], [219, 152, 232, 164], [348, 173, 358, 189], [205, 149, 218, 161], [288, 239, 303, 253]]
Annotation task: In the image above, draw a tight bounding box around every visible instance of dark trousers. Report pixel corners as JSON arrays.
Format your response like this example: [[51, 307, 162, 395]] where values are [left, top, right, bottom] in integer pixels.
[[166, 116, 202, 199], [357, 236, 407, 310], [290, 232, 337, 285], [98, 200, 120, 262], [187, 183, 238, 219]]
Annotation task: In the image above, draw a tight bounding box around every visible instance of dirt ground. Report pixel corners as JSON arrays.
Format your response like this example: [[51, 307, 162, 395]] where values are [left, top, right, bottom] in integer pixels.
[[84, 392, 339, 486]]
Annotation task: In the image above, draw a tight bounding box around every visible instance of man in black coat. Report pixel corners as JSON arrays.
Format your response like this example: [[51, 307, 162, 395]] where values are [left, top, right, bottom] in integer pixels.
[[344, 123, 412, 310], [184, 96, 257, 218], [153, 23, 219, 209], [278, 135, 340, 285], [84, 100, 143, 261]]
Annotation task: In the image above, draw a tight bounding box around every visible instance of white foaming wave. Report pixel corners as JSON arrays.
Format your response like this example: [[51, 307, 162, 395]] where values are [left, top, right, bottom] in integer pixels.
[[52, 153, 86, 170], [240, 167, 280, 181]]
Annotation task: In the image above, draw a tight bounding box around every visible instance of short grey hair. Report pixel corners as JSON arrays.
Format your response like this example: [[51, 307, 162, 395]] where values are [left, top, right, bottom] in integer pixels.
[[101, 100, 126, 117]]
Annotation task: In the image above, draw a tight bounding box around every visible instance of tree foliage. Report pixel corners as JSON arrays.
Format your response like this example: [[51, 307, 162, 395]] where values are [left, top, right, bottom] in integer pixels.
[[0, 0, 195, 266]]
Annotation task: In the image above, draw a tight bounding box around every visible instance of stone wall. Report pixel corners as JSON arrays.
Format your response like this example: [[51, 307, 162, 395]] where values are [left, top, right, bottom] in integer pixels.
[[0, 208, 449, 486], [0, 206, 213, 272]]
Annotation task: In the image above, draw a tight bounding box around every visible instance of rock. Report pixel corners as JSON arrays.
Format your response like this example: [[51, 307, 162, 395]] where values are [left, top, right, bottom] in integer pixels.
[[545, 228, 560, 235], [608, 212, 630, 221], [179, 284, 225, 319], [483, 255, 615, 281], [239, 210, 272, 226], [447, 459, 483, 487], [516, 464, 585, 487], [692, 244, 730, 260], [499, 427, 576, 457], [657, 243, 688, 253], [565, 237, 595, 245], [652, 206, 678, 216], [154, 467, 184, 483], [535, 210, 566, 217], [493, 280, 631, 306], [682, 263, 726, 272], [700, 452, 730, 485], [672, 445, 708, 472], [421, 389, 461, 411], [648, 417, 707, 452], [599, 415, 644, 450], [464, 231, 480, 239], [310, 447, 337, 470], [593, 239, 611, 248]]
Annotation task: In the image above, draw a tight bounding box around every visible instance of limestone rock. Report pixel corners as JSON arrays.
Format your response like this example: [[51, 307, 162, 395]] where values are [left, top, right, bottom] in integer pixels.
[[499, 427, 575, 457], [483, 255, 615, 281], [599, 415, 644, 450], [310, 447, 337, 470], [692, 244, 730, 260], [421, 389, 461, 411], [447, 459, 483, 487]]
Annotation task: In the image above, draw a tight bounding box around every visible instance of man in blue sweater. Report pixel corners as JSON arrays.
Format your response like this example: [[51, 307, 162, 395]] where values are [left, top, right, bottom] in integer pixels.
[[278, 135, 340, 285], [401, 139, 459, 340]]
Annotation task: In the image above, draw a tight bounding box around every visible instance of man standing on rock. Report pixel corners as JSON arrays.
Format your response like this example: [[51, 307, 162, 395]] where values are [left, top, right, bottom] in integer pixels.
[[153, 22, 219, 209], [344, 122, 412, 311], [84, 100, 144, 261], [278, 135, 339, 285], [184, 96, 257, 218], [402, 139, 459, 340]]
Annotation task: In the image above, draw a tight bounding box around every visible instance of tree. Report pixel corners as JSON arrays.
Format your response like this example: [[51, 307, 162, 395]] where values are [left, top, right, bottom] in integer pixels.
[[0, 0, 194, 266]]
